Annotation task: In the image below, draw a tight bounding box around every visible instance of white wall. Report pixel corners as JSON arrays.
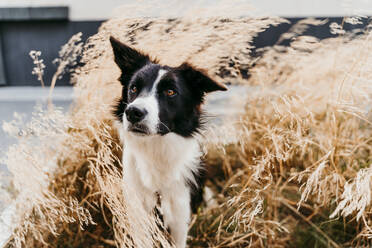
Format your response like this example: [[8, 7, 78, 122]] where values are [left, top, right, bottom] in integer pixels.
[[0, 0, 121, 20], [250, 0, 372, 18], [0, 0, 371, 20]]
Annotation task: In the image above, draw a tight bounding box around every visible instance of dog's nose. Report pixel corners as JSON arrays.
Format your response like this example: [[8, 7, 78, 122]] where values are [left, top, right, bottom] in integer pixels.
[[125, 106, 147, 124]]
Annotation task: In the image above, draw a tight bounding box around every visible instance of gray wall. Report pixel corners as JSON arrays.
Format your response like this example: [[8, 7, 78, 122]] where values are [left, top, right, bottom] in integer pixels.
[[0, 20, 102, 86]]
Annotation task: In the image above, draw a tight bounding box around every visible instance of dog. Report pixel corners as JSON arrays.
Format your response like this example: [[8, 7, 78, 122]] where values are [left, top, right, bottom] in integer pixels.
[[110, 36, 227, 248]]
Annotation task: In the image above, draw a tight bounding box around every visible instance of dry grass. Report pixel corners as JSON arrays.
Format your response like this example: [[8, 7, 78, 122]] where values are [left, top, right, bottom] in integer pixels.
[[1, 2, 372, 247], [199, 29, 372, 247]]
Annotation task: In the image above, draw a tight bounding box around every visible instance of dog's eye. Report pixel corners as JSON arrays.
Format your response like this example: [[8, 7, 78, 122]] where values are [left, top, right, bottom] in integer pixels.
[[130, 86, 137, 94], [165, 89, 177, 97]]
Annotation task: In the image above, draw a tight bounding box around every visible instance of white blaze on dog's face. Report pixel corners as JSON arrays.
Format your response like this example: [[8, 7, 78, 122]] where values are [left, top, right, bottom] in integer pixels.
[[110, 36, 227, 138]]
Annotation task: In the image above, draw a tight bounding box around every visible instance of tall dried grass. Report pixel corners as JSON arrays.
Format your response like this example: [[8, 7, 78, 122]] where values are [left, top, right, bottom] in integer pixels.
[[200, 22, 372, 246], [1, 1, 371, 247]]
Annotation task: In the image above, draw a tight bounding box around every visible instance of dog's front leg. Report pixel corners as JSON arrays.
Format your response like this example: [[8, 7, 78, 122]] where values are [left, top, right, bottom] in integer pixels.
[[162, 187, 190, 248]]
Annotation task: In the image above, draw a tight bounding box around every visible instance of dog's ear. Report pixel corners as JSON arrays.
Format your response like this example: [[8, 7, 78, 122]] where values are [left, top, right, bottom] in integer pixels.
[[110, 36, 150, 84], [178, 63, 227, 93]]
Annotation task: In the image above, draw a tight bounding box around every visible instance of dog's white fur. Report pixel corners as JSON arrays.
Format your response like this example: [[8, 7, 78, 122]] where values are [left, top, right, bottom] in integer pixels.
[[120, 70, 202, 248]]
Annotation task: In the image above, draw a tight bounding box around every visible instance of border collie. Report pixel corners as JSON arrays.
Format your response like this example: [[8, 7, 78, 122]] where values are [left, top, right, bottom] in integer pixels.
[[110, 37, 227, 248]]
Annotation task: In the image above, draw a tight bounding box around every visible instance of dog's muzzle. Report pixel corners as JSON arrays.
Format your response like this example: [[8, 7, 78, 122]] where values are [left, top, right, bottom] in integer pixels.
[[125, 106, 150, 135]]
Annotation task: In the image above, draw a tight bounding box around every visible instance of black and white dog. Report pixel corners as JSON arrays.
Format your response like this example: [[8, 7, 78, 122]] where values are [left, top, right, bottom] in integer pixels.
[[110, 37, 227, 248]]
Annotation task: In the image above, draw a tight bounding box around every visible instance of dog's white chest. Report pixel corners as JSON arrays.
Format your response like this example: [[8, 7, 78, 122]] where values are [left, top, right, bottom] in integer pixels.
[[123, 132, 201, 190], [121, 132, 201, 248]]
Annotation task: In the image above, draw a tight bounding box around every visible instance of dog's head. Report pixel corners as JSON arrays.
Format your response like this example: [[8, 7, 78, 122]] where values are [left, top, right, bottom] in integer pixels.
[[110, 37, 227, 137]]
